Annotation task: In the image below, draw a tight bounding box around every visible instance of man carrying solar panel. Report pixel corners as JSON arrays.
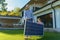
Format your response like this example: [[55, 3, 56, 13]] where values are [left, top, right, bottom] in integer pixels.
[[23, 5, 34, 39]]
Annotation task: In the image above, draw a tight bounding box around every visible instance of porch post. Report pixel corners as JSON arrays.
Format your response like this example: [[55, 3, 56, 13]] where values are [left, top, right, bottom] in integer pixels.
[[54, 6, 60, 32]]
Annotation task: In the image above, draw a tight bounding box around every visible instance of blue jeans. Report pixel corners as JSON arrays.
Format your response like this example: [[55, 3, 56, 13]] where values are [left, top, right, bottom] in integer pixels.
[[24, 18, 33, 27]]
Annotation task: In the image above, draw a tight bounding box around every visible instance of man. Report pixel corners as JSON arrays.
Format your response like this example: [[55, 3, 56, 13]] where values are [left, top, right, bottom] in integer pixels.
[[23, 5, 34, 39], [23, 5, 34, 22]]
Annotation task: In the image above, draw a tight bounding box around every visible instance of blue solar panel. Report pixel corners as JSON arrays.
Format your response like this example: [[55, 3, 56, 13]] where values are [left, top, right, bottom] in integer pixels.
[[25, 21, 44, 36]]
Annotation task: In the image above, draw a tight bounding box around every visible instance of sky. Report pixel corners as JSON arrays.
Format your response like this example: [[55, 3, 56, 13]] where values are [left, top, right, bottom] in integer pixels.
[[5, 0, 30, 11]]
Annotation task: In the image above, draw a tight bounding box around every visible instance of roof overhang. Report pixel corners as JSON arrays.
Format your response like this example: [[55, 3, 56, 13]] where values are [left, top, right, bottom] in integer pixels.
[[30, 0, 48, 4], [20, 0, 48, 11]]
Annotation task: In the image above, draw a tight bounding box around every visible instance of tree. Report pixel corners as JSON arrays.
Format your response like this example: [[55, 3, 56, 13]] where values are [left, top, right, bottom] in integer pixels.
[[0, 0, 7, 11], [13, 7, 20, 13], [13, 7, 22, 16]]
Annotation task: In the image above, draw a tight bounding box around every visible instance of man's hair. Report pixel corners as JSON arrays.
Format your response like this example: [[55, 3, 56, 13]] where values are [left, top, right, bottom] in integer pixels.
[[25, 5, 30, 10], [26, 5, 29, 7]]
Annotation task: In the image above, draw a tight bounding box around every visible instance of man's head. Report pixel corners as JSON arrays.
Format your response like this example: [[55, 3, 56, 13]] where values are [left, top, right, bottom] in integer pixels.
[[25, 5, 30, 10]]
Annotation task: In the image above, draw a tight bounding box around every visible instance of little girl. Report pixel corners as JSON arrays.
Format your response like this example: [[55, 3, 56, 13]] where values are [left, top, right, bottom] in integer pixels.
[[37, 18, 44, 25]]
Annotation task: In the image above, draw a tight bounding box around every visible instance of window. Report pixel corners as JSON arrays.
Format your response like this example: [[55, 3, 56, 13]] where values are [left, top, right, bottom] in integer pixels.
[[37, 13, 53, 28]]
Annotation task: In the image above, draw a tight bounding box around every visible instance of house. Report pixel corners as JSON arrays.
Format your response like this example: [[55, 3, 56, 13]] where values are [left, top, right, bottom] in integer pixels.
[[0, 0, 23, 28], [21, 0, 60, 32], [0, 0, 21, 28]]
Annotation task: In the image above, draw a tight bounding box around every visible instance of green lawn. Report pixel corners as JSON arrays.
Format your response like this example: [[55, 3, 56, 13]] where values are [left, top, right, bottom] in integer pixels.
[[37, 32, 60, 40], [0, 29, 24, 40], [0, 29, 60, 40]]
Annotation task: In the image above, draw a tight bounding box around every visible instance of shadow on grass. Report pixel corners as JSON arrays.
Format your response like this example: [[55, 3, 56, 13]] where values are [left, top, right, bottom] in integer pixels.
[[0, 29, 23, 35]]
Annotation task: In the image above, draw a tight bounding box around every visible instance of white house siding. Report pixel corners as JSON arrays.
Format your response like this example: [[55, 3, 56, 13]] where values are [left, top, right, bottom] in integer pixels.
[[33, 1, 60, 31]]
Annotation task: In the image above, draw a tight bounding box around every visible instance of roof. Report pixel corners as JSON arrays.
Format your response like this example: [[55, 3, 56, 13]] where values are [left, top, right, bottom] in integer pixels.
[[20, 0, 48, 11], [20, 0, 58, 12]]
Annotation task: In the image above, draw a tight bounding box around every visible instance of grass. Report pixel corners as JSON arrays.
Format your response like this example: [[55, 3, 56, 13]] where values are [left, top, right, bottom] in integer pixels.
[[0, 29, 24, 40], [0, 29, 60, 40], [37, 32, 60, 40], [25, 32, 60, 40]]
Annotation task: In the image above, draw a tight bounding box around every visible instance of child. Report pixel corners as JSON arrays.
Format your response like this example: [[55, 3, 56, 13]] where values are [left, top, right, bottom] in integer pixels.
[[37, 18, 44, 25]]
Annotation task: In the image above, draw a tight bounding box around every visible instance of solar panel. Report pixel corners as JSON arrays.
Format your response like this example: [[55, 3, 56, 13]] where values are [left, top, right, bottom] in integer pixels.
[[24, 21, 44, 36]]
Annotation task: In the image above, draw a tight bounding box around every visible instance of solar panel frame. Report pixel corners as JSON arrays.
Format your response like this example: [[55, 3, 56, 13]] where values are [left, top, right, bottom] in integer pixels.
[[24, 21, 44, 36]]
